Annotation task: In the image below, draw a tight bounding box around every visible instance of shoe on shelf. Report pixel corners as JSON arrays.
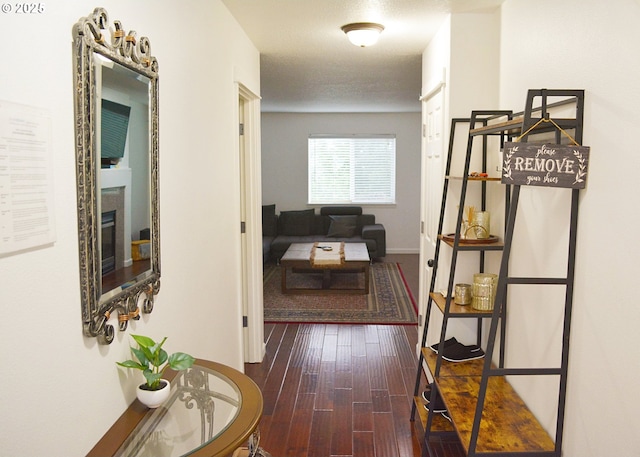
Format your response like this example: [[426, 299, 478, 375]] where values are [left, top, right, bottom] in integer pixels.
[[423, 399, 447, 414], [429, 337, 458, 353], [421, 383, 435, 403], [422, 387, 447, 414], [441, 343, 485, 362], [430, 337, 481, 354]]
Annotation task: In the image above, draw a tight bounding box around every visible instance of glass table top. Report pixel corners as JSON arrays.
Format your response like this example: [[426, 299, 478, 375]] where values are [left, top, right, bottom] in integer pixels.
[[114, 365, 241, 457]]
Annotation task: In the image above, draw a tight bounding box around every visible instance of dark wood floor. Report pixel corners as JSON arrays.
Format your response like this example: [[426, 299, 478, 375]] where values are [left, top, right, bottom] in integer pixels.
[[245, 255, 466, 457], [102, 258, 150, 294]]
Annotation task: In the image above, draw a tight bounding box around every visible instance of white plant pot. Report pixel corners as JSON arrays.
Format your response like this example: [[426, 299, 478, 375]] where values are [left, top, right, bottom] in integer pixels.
[[136, 380, 171, 408]]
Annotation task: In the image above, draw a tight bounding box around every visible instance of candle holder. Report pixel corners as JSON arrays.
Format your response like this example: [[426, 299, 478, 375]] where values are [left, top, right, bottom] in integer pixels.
[[454, 283, 472, 305], [469, 211, 490, 239], [472, 273, 498, 310]]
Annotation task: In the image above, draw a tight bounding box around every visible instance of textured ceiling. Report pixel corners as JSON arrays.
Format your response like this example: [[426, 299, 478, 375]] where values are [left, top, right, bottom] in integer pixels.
[[223, 0, 504, 112]]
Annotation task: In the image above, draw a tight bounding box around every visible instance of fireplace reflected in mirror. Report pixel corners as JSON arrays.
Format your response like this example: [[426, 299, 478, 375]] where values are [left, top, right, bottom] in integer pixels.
[[101, 210, 116, 274], [100, 186, 151, 295]]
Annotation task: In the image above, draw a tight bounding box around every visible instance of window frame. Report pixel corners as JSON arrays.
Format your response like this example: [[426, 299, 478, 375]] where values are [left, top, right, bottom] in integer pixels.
[[307, 134, 397, 205]]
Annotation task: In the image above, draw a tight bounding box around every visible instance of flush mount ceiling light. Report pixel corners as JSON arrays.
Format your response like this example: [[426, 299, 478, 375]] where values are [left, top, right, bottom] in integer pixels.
[[341, 22, 385, 47]]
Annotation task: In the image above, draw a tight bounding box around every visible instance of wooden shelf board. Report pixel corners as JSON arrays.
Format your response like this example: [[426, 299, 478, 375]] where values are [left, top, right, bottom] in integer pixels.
[[413, 396, 455, 433], [446, 175, 502, 182], [470, 117, 580, 137], [439, 376, 555, 454], [422, 348, 485, 378], [420, 350, 555, 454], [439, 235, 504, 250], [429, 292, 493, 317], [470, 118, 523, 136]]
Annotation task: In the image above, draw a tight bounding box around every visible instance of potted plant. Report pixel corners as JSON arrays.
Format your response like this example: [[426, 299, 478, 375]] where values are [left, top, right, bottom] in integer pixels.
[[117, 334, 195, 408]]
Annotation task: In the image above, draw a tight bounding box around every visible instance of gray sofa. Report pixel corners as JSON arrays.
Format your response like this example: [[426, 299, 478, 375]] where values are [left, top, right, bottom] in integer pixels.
[[262, 205, 386, 262]]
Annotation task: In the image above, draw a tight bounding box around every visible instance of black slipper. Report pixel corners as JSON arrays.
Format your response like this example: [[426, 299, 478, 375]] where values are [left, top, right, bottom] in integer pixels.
[[422, 389, 447, 414], [441, 342, 485, 362], [429, 337, 459, 353], [421, 383, 435, 402], [430, 337, 481, 354]]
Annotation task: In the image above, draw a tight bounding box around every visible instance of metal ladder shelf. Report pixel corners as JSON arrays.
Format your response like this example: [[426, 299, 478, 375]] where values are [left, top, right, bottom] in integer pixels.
[[411, 89, 585, 457]]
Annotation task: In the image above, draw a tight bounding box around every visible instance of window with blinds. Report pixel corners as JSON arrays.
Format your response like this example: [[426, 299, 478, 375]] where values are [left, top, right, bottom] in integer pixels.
[[308, 134, 396, 205], [101, 99, 131, 160]]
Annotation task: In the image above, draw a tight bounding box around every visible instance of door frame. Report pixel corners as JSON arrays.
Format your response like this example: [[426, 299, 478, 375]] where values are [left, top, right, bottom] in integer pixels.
[[236, 83, 265, 363], [418, 73, 447, 353]]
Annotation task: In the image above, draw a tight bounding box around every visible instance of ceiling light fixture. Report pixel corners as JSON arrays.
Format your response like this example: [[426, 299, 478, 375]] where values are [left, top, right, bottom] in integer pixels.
[[341, 22, 385, 47]]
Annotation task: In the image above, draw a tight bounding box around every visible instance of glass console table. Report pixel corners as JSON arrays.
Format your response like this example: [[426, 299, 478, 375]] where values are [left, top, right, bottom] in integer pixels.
[[87, 359, 263, 457]]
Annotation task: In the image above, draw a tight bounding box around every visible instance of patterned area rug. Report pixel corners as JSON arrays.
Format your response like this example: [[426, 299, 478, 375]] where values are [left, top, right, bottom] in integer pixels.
[[263, 262, 417, 325]]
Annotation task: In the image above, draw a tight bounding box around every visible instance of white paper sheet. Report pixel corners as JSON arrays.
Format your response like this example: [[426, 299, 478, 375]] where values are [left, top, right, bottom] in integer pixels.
[[0, 100, 56, 255]]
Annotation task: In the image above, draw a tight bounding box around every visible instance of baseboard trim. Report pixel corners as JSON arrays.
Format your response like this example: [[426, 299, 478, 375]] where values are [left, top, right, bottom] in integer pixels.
[[386, 248, 420, 255]]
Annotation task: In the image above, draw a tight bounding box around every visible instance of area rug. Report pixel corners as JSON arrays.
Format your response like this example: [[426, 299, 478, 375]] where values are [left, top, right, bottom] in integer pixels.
[[263, 262, 417, 325]]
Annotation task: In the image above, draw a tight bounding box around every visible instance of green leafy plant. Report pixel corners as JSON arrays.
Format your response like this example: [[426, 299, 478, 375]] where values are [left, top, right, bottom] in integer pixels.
[[117, 334, 195, 390]]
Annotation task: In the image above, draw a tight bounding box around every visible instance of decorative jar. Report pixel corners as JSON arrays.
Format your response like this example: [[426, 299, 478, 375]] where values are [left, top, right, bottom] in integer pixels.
[[454, 283, 472, 305], [472, 273, 498, 310]]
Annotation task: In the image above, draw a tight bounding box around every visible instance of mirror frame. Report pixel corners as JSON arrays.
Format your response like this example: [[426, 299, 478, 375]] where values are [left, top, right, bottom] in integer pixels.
[[73, 7, 160, 344]]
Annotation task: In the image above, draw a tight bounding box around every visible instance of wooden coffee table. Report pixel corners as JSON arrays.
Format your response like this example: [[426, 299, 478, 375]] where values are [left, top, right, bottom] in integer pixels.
[[280, 242, 370, 295]]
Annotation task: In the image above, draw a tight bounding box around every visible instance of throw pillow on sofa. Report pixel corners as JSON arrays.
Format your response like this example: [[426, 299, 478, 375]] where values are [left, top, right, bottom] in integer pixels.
[[279, 209, 315, 236], [327, 215, 358, 237], [262, 204, 277, 237]]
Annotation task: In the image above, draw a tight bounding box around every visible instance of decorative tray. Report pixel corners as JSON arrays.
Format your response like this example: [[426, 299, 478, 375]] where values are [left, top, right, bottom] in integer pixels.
[[441, 233, 500, 244]]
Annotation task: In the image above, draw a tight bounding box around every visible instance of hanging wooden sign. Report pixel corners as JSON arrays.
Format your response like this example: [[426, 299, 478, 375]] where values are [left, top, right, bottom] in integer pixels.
[[501, 142, 590, 189]]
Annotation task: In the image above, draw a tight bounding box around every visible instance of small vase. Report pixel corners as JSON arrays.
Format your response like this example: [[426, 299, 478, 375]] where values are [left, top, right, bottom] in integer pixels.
[[136, 380, 171, 408]]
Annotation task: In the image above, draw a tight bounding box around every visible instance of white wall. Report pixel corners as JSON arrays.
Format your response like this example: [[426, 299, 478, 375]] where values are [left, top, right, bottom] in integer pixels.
[[449, 13, 501, 118], [261, 112, 422, 253], [498, 1, 640, 455], [420, 11, 502, 345], [421, 11, 501, 255], [422, 16, 451, 103], [421, 11, 501, 148], [0, 2, 259, 456]]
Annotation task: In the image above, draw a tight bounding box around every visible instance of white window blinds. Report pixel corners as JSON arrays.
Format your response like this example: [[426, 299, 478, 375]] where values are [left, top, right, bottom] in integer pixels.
[[308, 134, 396, 205]]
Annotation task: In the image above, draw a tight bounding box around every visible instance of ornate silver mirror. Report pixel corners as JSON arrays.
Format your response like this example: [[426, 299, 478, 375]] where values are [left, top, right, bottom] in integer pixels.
[[73, 8, 160, 344]]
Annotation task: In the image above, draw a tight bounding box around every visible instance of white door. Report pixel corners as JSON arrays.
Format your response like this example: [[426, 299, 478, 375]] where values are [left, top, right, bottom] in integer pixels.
[[418, 84, 445, 350]]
